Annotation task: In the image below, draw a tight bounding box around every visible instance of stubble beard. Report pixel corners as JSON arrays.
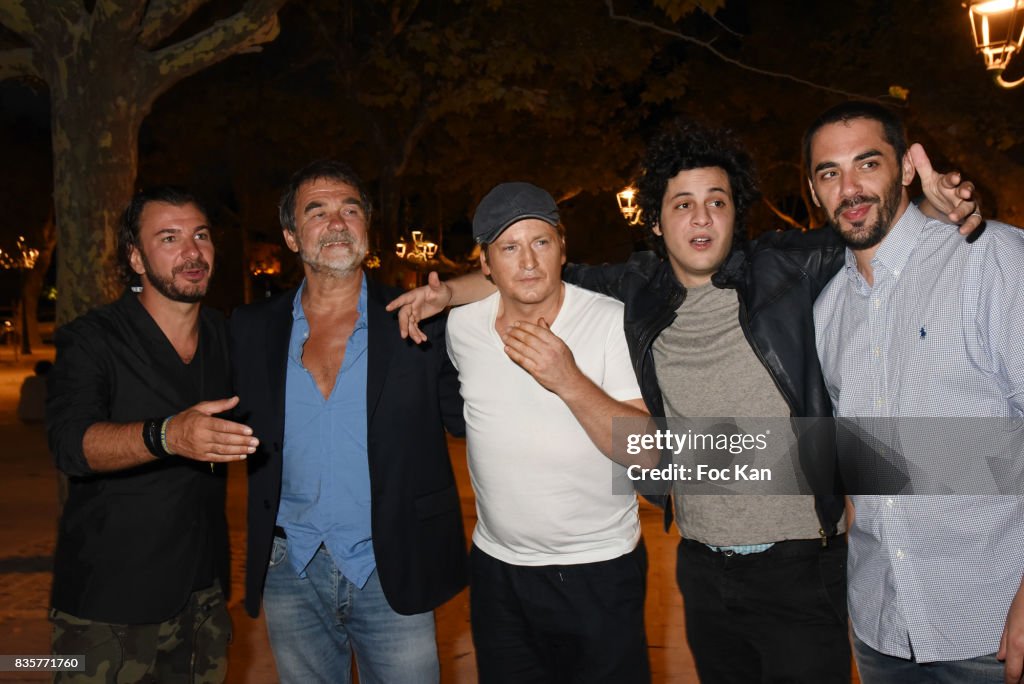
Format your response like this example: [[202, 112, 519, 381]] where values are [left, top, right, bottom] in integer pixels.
[[300, 230, 368, 277], [139, 251, 211, 303], [830, 175, 904, 251]]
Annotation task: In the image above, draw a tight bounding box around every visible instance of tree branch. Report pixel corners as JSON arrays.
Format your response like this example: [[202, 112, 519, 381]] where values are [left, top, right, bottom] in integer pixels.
[[392, 101, 432, 179], [556, 188, 584, 203], [699, 5, 743, 38], [93, 0, 145, 23], [8, 0, 86, 56], [139, 0, 212, 50], [90, 0, 150, 51], [0, 47, 40, 81], [145, 0, 287, 99], [389, 0, 421, 39], [0, 0, 35, 37], [605, 0, 894, 105], [762, 197, 807, 230]]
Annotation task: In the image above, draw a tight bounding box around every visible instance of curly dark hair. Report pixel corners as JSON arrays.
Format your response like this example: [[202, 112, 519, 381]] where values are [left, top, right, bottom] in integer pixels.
[[636, 119, 760, 259]]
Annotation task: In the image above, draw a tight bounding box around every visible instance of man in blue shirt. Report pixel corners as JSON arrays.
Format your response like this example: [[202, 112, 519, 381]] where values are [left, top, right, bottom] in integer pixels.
[[230, 160, 467, 684], [809, 101, 1024, 684]]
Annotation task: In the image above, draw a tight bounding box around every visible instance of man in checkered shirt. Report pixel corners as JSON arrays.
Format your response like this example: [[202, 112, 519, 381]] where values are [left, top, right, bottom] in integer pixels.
[[810, 101, 1024, 683]]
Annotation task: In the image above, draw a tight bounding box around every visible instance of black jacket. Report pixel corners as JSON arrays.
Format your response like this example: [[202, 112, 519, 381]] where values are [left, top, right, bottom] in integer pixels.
[[564, 227, 847, 536], [230, 277, 467, 617]]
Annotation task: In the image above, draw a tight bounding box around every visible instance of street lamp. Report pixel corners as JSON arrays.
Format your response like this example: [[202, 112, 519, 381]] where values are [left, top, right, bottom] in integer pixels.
[[966, 0, 1024, 88], [0, 236, 40, 356], [395, 230, 439, 263], [616, 187, 643, 225]]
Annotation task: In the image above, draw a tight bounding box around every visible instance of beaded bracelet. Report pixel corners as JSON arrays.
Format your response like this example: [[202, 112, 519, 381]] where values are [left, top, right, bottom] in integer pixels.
[[160, 415, 176, 456]]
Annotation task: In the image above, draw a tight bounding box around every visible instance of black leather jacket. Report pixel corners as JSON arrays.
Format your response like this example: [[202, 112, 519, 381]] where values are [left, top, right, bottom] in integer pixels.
[[564, 226, 847, 537]]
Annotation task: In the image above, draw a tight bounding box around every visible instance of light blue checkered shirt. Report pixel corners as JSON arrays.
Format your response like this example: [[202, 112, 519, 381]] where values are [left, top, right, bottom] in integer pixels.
[[814, 204, 1024, 663]]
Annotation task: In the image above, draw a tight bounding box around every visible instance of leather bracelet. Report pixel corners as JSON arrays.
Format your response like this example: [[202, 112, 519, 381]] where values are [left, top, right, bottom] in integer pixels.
[[142, 418, 170, 459]]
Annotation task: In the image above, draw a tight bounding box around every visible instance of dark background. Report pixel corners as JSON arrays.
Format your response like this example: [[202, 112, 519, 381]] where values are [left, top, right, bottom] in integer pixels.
[[1, 0, 1022, 317]]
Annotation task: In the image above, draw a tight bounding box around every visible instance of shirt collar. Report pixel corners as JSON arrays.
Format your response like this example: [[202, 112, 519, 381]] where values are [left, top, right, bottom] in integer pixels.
[[291, 281, 306, 321]]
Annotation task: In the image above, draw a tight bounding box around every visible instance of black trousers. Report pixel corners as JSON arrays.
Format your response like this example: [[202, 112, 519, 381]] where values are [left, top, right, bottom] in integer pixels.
[[470, 542, 650, 684], [677, 536, 851, 684]]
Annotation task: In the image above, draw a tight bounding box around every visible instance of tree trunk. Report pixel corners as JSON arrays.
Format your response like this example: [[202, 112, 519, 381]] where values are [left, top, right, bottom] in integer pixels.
[[2, 1, 288, 325], [22, 213, 56, 350], [375, 168, 406, 287], [50, 72, 145, 325]]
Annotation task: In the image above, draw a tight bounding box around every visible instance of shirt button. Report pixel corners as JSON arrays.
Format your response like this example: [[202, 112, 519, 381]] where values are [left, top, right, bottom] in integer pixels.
[[873, 299, 881, 309], [886, 498, 894, 507], [874, 347, 881, 357], [895, 549, 905, 560], [876, 398, 885, 407]]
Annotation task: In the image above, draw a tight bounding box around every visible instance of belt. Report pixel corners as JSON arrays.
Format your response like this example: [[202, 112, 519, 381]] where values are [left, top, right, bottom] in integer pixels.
[[682, 535, 845, 559]]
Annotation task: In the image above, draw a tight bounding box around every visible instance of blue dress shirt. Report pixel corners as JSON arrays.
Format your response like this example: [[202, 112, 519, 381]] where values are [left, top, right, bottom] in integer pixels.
[[277, 277, 375, 587]]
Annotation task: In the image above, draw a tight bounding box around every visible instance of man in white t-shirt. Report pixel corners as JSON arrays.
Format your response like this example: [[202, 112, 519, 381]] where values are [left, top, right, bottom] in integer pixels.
[[446, 182, 652, 683]]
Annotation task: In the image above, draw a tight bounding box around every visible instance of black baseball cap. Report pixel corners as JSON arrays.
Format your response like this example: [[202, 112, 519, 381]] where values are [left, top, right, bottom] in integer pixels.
[[472, 182, 560, 245]]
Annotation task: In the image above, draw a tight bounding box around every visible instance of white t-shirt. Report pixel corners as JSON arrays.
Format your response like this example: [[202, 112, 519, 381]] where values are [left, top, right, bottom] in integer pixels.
[[446, 283, 643, 566]]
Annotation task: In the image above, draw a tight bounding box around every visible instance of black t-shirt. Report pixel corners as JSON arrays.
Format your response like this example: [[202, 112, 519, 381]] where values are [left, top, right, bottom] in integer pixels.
[[47, 292, 231, 623]]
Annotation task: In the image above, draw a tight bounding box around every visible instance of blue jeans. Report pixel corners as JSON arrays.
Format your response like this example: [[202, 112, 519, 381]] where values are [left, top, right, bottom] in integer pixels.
[[853, 633, 1004, 684], [263, 537, 439, 684]]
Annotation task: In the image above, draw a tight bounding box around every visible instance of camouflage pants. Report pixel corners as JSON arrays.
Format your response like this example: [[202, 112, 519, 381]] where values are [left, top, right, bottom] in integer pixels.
[[50, 583, 231, 684]]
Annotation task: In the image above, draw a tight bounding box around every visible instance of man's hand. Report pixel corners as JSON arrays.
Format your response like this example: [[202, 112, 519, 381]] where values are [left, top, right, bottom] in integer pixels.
[[501, 318, 584, 395], [385, 271, 452, 344], [998, 577, 1024, 684], [502, 317, 649, 463], [911, 143, 983, 236], [165, 396, 258, 462]]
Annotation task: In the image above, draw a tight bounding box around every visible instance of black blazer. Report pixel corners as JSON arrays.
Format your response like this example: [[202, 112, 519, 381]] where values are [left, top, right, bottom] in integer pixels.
[[229, 277, 467, 617]]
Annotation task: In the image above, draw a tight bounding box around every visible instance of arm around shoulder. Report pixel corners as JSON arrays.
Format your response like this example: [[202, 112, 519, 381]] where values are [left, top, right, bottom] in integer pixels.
[[386, 271, 495, 343], [751, 225, 846, 297], [563, 253, 662, 302]]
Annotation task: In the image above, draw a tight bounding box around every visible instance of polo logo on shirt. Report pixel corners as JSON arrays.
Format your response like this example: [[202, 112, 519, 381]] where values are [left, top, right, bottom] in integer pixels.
[[919, 326, 927, 339]]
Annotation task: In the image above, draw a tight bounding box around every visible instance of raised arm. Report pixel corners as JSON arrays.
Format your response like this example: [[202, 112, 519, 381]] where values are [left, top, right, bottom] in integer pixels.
[[388, 257, 647, 344], [910, 143, 982, 235], [562, 262, 632, 301], [386, 271, 496, 343]]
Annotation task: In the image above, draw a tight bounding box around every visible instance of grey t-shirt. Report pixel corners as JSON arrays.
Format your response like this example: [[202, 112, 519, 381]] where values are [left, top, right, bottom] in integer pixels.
[[653, 282, 826, 545]]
